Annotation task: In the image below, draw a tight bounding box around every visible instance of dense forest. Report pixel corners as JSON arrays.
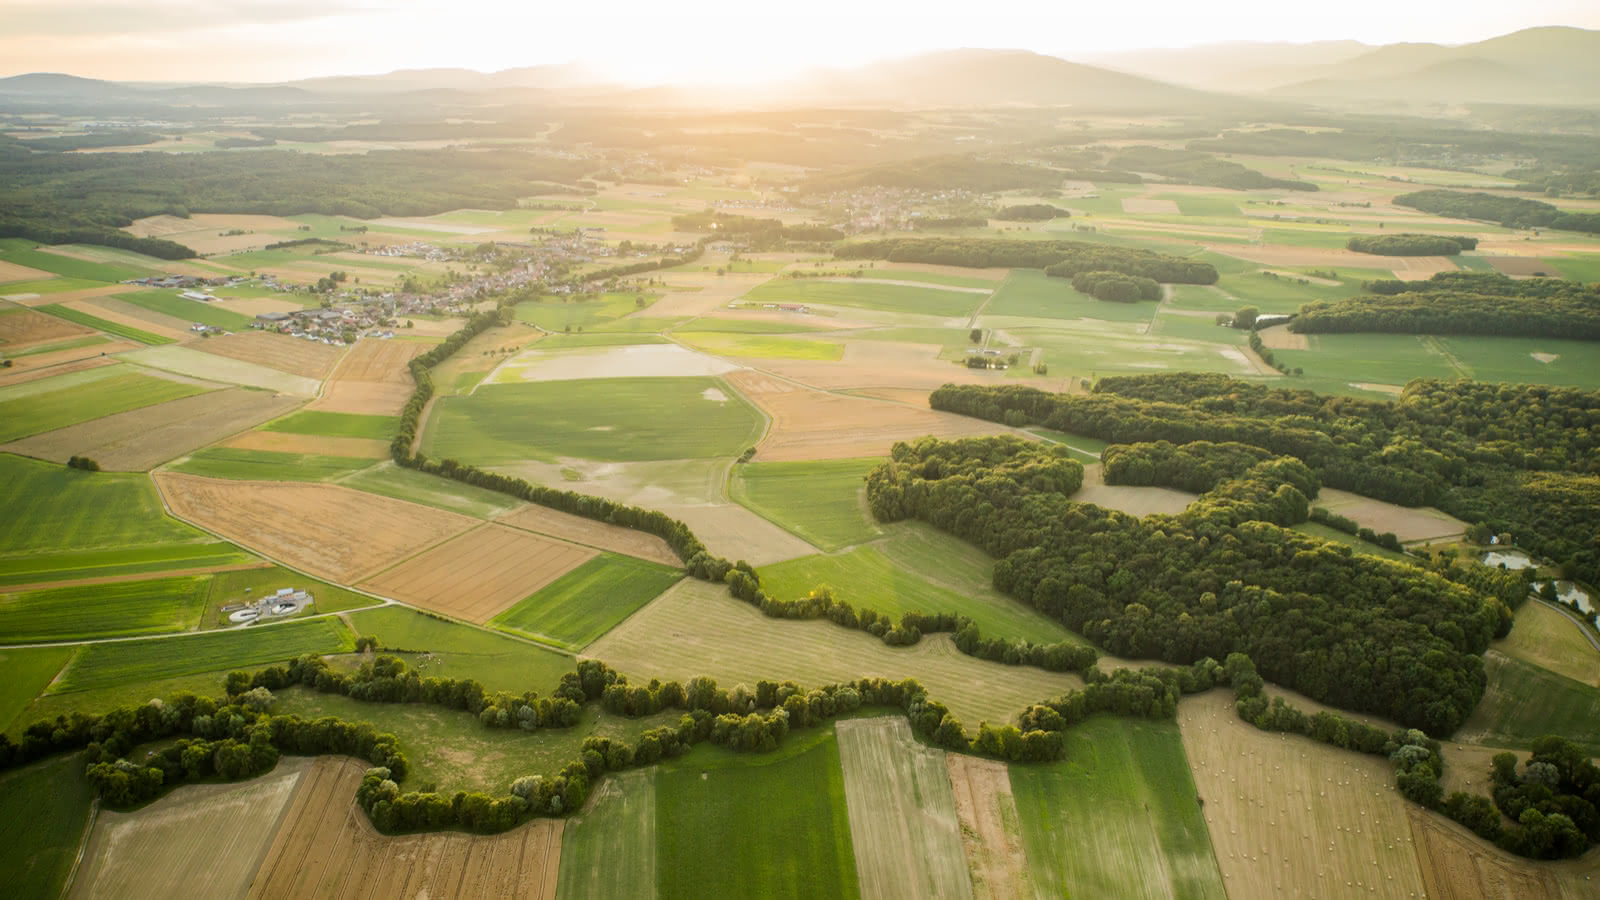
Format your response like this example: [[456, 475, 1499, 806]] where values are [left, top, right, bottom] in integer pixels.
[[1395, 189, 1600, 234], [866, 435, 1500, 735], [1346, 233, 1478, 256], [1292, 291, 1600, 339], [0, 147, 593, 255], [835, 237, 1218, 283], [930, 375, 1600, 585], [1068, 270, 1161, 302], [993, 203, 1069, 221], [1106, 146, 1318, 192]]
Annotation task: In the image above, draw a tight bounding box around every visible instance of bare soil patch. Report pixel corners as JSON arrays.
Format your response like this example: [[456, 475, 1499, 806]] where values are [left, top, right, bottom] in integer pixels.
[[193, 331, 345, 379], [12, 284, 127, 308], [362, 524, 596, 623], [498, 503, 680, 566], [0, 260, 53, 283], [1352, 382, 1406, 395], [1074, 464, 1196, 516], [156, 473, 477, 583], [946, 752, 1031, 900], [1408, 806, 1600, 900], [70, 757, 311, 900], [1530, 352, 1560, 364], [309, 338, 427, 415], [1313, 487, 1467, 543], [224, 430, 390, 459], [0, 306, 94, 348], [1484, 256, 1560, 277], [727, 369, 1005, 461], [247, 757, 561, 900], [1255, 324, 1308, 351], [4, 387, 301, 471], [1179, 690, 1427, 899], [73, 297, 194, 341]]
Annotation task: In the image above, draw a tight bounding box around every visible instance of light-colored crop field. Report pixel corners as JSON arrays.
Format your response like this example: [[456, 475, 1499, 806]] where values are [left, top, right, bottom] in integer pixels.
[[260, 409, 397, 439], [758, 339, 1000, 394], [75, 296, 197, 340], [338, 463, 525, 519], [657, 731, 859, 900], [1407, 805, 1600, 900], [1458, 651, 1600, 753], [557, 768, 656, 900], [1498, 601, 1599, 687], [0, 304, 95, 348], [1312, 487, 1467, 544], [0, 369, 214, 443], [731, 457, 883, 551], [247, 756, 562, 900], [425, 377, 765, 464], [363, 524, 597, 624], [588, 579, 1083, 729], [120, 344, 321, 395], [0, 574, 210, 643], [191, 331, 346, 379], [156, 473, 478, 583], [946, 752, 1030, 900], [836, 716, 972, 900], [491, 553, 682, 651], [1179, 689, 1425, 899], [0, 259, 54, 283], [0, 454, 208, 557], [726, 369, 1005, 461], [34, 302, 176, 343], [1, 387, 301, 471], [223, 430, 389, 458], [309, 337, 427, 415], [0, 754, 97, 900], [677, 331, 846, 360], [1074, 464, 1196, 517], [69, 757, 310, 900], [487, 341, 740, 384], [745, 279, 988, 319], [499, 503, 680, 566]]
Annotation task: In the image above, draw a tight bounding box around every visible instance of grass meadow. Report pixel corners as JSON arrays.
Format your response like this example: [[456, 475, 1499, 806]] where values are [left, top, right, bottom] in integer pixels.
[[36, 304, 173, 344], [513, 293, 658, 331], [745, 279, 985, 319], [0, 647, 74, 731], [423, 377, 764, 464], [338, 463, 524, 518], [1462, 652, 1600, 753], [557, 768, 657, 900], [985, 269, 1156, 323], [730, 458, 883, 551], [0, 244, 150, 282], [0, 455, 208, 557], [1275, 334, 1600, 388], [261, 410, 398, 440], [0, 371, 209, 442], [491, 554, 682, 651], [0, 754, 97, 900], [0, 575, 211, 643], [1011, 717, 1225, 899], [49, 617, 354, 694], [344, 605, 575, 695], [167, 447, 377, 481], [116, 291, 257, 331], [656, 729, 860, 900]]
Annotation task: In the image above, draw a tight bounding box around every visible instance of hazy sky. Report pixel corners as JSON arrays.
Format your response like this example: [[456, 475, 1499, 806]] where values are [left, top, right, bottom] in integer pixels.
[[3, 0, 1598, 82]]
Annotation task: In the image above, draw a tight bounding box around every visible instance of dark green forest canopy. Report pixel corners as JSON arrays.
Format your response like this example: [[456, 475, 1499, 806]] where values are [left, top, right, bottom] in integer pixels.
[[1395, 189, 1600, 234], [834, 237, 1218, 284], [929, 375, 1600, 585], [0, 147, 593, 256], [866, 435, 1504, 735], [1346, 234, 1478, 256], [1294, 271, 1600, 339], [1107, 146, 1318, 192]]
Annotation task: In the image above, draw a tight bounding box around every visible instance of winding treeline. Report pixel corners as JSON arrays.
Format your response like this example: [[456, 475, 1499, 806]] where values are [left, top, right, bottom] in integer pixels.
[[866, 435, 1501, 735], [1395, 189, 1600, 234], [931, 375, 1600, 584], [835, 237, 1217, 284], [1107, 146, 1318, 192], [1293, 271, 1600, 339], [1346, 234, 1478, 256]]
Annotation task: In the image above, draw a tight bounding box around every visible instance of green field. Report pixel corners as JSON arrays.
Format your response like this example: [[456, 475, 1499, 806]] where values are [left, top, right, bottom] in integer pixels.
[[116, 291, 257, 330], [0, 754, 97, 900], [167, 447, 376, 481], [0, 542, 252, 588], [985, 269, 1158, 323], [490, 554, 682, 651], [0, 244, 150, 282], [745, 279, 986, 319], [532, 331, 673, 348], [1171, 195, 1241, 217], [731, 458, 883, 551], [865, 268, 1001, 289], [0, 575, 210, 643], [0, 277, 108, 296], [424, 377, 765, 464], [1008, 326, 1253, 378], [676, 331, 844, 360], [513, 293, 658, 331], [0, 647, 74, 731], [1293, 522, 1412, 562], [1548, 253, 1600, 283], [0, 455, 209, 557], [338, 463, 523, 518], [345, 605, 575, 695], [1011, 717, 1225, 899], [1276, 334, 1600, 389], [49, 617, 354, 694], [259, 410, 398, 439], [4, 334, 110, 357], [0, 370, 208, 442], [1026, 427, 1108, 461], [36, 304, 173, 344], [758, 527, 1079, 644], [558, 768, 657, 900], [657, 729, 859, 900], [1462, 652, 1600, 753]]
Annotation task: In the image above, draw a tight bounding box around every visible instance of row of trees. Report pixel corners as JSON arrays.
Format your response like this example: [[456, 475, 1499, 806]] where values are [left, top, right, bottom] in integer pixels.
[[1395, 189, 1600, 234], [833, 237, 1218, 284], [994, 204, 1069, 221], [1346, 233, 1478, 256]]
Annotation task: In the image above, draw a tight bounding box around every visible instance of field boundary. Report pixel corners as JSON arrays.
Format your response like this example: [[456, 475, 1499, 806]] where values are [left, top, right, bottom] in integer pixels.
[[59, 798, 99, 899], [0, 560, 273, 594]]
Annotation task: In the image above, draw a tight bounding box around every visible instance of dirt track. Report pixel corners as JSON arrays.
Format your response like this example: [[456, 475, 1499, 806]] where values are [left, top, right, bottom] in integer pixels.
[[946, 752, 1030, 899]]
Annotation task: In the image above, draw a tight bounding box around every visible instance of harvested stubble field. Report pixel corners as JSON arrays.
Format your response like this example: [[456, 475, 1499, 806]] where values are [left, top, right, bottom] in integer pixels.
[[309, 338, 428, 416], [156, 473, 477, 583], [362, 524, 597, 624], [1406, 805, 1600, 900], [192, 331, 346, 379], [945, 752, 1029, 900], [0, 368, 215, 444], [69, 757, 311, 900], [726, 369, 1005, 461], [1256, 324, 1309, 351], [1312, 487, 1467, 544], [120, 345, 321, 396], [657, 501, 819, 567], [223, 430, 391, 459], [1, 388, 301, 471], [487, 342, 741, 384], [587, 579, 1083, 728], [1074, 464, 1197, 517], [1179, 689, 1426, 899], [247, 756, 562, 900], [0, 341, 132, 382], [0, 304, 94, 348], [836, 717, 973, 900], [498, 502, 679, 566], [73, 297, 195, 341]]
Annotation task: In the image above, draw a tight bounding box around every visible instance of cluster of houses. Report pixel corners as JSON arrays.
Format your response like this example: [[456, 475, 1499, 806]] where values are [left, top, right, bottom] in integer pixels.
[[811, 186, 991, 233]]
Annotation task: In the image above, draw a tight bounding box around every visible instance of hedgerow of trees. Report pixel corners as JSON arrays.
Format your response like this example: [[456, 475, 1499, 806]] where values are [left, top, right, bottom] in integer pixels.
[[993, 204, 1069, 221], [1346, 234, 1478, 256], [1395, 189, 1600, 234]]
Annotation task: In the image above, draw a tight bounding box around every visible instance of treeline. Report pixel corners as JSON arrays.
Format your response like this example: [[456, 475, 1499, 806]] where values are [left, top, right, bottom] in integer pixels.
[[803, 154, 1061, 194], [669, 211, 843, 245], [0, 147, 593, 255], [1346, 234, 1478, 256], [914, 215, 990, 229], [1060, 169, 1142, 184], [867, 435, 1499, 734], [835, 237, 1217, 284], [1395, 190, 1600, 234], [1292, 291, 1600, 340], [994, 204, 1068, 221], [13, 130, 165, 152], [1363, 271, 1598, 299], [1069, 270, 1161, 302], [1107, 147, 1318, 192]]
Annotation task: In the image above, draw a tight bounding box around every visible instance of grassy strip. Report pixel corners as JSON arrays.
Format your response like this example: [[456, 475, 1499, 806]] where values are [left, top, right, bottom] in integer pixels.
[[345, 605, 574, 696], [338, 463, 523, 518], [116, 291, 256, 330], [167, 448, 376, 482], [0, 543, 250, 588], [35, 304, 173, 345]]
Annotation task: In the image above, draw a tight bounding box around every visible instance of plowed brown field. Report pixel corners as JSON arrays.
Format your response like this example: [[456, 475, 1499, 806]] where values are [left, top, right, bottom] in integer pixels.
[[498, 503, 679, 567], [311, 338, 429, 415], [247, 757, 561, 900], [156, 473, 477, 582], [0, 305, 95, 348], [362, 524, 596, 623], [194, 331, 345, 379], [946, 753, 1030, 900], [726, 369, 1006, 461], [4, 388, 301, 470], [224, 430, 390, 459]]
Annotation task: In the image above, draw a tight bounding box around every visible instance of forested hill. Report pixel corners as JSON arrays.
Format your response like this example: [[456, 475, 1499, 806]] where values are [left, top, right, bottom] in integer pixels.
[[1292, 272, 1600, 340], [1394, 189, 1600, 234], [0, 147, 592, 256]]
